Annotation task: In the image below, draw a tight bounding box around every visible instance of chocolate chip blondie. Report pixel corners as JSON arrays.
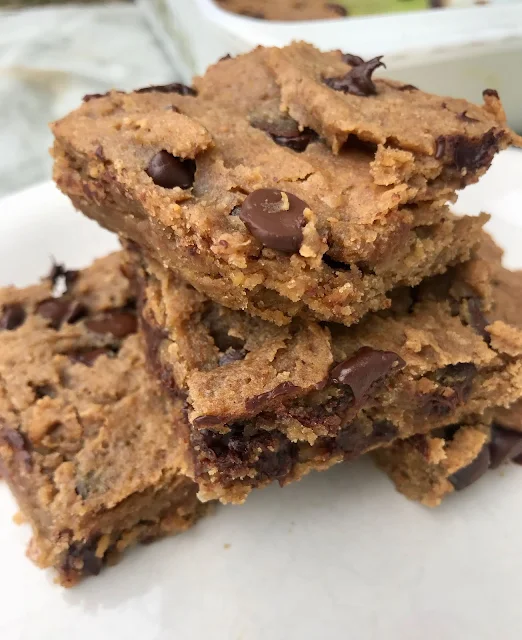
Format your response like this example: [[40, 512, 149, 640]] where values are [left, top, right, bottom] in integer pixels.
[[0, 253, 207, 586], [133, 232, 522, 503], [375, 253, 522, 505], [373, 405, 522, 507], [51, 43, 515, 326]]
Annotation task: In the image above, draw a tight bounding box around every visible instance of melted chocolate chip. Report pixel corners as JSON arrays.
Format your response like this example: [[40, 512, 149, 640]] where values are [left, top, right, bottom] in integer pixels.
[[69, 347, 114, 367], [324, 56, 385, 97], [341, 53, 364, 66], [434, 130, 500, 172], [250, 112, 317, 152], [325, 3, 348, 16], [62, 538, 103, 578], [218, 348, 247, 367], [483, 88, 499, 99], [457, 111, 479, 124], [489, 425, 522, 469], [239, 188, 308, 253], [246, 382, 300, 413], [135, 82, 197, 96], [1, 427, 32, 469], [330, 347, 405, 408], [0, 303, 26, 331], [449, 444, 490, 491], [257, 441, 297, 481], [37, 299, 87, 329], [336, 419, 397, 456], [423, 363, 477, 416], [146, 151, 196, 189], [85, 310, 137, 338]]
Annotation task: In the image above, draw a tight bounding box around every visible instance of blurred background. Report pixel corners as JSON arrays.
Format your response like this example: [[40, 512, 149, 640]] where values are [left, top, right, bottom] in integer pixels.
[[1, 0, 521, 199]]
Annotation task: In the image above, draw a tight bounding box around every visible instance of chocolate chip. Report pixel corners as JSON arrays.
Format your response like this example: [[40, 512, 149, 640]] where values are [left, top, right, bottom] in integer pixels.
[[245, 381, 300, 413], [449, 444, 490, 491], [85, 310, 137, 338], [32, 384, 56, 399], [62, 538, 103, 578], [1, 427, 32, 470], [341, 53, 364, 66], [239, 188, 308, 253], [146, 150, 196, 189], [69, 347, 114, 367], [423, 363, 477, 416], [330, 347, 405, 408], [82, 92, 108, 102], [483, 88, 499, 99], [457, 111, 479, 124], [219, 54, 232, 62], [48, 262, 79, 294], [336, 419, 397, 456], [466, 297, 490, 343], [256, 441, 297, 480], [398, 84, 418, 92], [37, 299, 87, 329], [218, 348, 247, 366], [489, 425, 522, 469], [135, 82, 197, 96], [193, 415, 230, 428], [324, 56, 385, 97], [434, 130, 500, 172], [250, 112, 317, 152], [0, 303, 26, 331], [325, 3, 348, 16]]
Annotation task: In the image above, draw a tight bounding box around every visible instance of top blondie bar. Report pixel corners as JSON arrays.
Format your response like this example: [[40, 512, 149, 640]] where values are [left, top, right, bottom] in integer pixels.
[[52, 42, 519, 326]]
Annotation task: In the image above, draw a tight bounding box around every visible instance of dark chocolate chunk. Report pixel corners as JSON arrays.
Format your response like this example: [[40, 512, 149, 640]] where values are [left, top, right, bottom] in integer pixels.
[[146, 150, 196, 189], [0, 426, 32, 469], [341, 53, 364, 66], [483, 88, 499, 99], [398, 84, 419, 92], [457, 110, 479, 124], [69, 347, 114, 367], [239, 188, 308, 253], [449, 444, 490, 491], [489, 425, 522, 469], [434, 130, 500, 172], [62, 538, 103, 578], [218, 348, 247, 367], [335, 419, 397, 456], [135, 82, 197, 96], [330, 347, 405, 407], [36, 298, 87, 329], [85, 310, 137, 338], [324, 56, 385, 97], [246, 381, 300, 413], [256, 441, 297, 481], [325, 3, 348, 16], [193, 414, 231, 428], [0, 303, 26, 331], [250, 112, 317, 152]]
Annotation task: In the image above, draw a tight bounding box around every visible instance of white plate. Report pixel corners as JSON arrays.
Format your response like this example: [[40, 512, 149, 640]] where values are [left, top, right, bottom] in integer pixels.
[[1, 149, 522, 640]]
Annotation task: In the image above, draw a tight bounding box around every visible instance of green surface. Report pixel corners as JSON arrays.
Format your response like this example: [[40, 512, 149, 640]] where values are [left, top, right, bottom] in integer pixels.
[[343, 0, 430, 16]]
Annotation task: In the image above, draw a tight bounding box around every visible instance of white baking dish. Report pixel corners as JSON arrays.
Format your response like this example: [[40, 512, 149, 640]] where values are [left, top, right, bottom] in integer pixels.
[[138, 0, 522, 131]]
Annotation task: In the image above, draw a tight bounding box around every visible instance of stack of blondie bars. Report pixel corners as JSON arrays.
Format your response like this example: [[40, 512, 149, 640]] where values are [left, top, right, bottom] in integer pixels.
[[1, 42, 522, 586]]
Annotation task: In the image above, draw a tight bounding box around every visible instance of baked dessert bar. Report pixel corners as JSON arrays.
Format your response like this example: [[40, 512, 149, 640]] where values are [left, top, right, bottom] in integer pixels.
[[0, 253, 207, 586], [51, 43, 516, 326], [134, 233, 522, 503]]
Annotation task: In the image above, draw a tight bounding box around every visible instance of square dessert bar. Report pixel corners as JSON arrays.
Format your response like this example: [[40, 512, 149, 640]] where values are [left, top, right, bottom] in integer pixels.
[[0, 253, 207, 586], [373, 404, 522, 507], [375, 257, 522, 505], [51, 42, 517, 326], [134, 233, 522, 504]]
